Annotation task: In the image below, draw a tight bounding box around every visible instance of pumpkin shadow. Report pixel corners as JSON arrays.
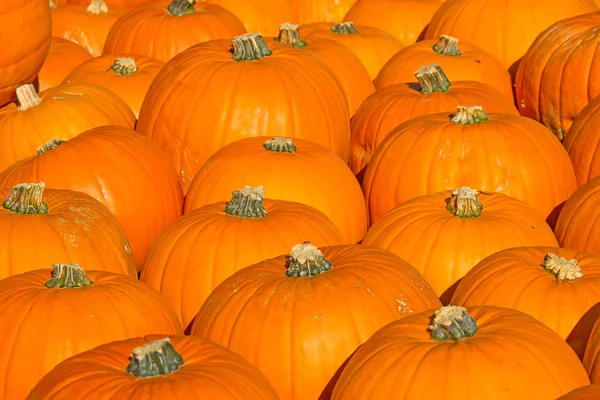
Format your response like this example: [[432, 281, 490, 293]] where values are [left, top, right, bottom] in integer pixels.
[[318, 346, 360, 400], [546, 200, 566, 232], [439, 277, 463, 306], [567, 301, 600, 361]]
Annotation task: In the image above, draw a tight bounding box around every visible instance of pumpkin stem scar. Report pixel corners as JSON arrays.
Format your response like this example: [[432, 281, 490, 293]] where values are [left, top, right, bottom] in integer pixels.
[[45, 264, 94, 288], [451, 105, 490, 124], [224, 186, 268, 218], [542, 253, 583, 281], [3, 182, 49, 215], [110, 58, 139, 75], [167, 0, 196, 16], [37, 138, 67, 155], [415, 64, 451, 94], [126, 338, 185, 377], [429, 306, 478, 341], [231, 33, 272, 61], [285, 242, 332, 277], [331, 21, 357, 35], [276, 23, 308, 48], [446, 187, 483, 218], [433, 35, 462, 56], [263, 137, 296, 153], [16, 84, 42, 111], [86, 0, 109, 15]]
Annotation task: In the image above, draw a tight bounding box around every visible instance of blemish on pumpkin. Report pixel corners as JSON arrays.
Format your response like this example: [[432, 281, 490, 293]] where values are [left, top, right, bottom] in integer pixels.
[[396, 296, 413, 315], [314, 314, 323, 321], [365, 287, 375, 297]]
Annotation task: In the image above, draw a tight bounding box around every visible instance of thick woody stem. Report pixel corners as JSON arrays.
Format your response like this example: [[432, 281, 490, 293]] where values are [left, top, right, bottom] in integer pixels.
[[432, 35, 462, 56], [110, 58, 139, 75], [285, 242, 332, 277], [542, 254, 583, 281], [451, 105, 490, 124], [3, 183, 49, 214], [126, 338, 185, 378], [276, 23, 308, 48], [414, 64, 451, 94], [446, 187, 483, 218], [231, 33, 272, 61], [263, 137, 296, 153], [16, 84, 42, 111], [224, 186, 268, 218], [429, 306, 478, 341], [331, 22, 357, 34], [37, 139, 66, 155], [45, 264, 94, 288], [167, 0, 196, 16], [86, 0, 108, 14]]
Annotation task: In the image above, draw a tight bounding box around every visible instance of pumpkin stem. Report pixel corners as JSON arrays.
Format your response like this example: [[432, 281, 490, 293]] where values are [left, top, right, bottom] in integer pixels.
[[286, 242, 332, 277], [276, 23, 308, 48], [49, 0, 58, 8], [37, 138, 66, 155], [231, 33, 272, 61], [110, 58, 139, 75], [45, 264, 94, 288], [432, 35, 462, 56], [429, 306, 478, 341], [86, 0, 108, 14], [3, 183, 49, 215], [167, 0, 196, 16], [451, 105, 490, 124], [415, 64, 451, 94], [126, 338, 184, 378], [263, 137, 296, 153], [446, 187, 483, 218], [542, 253, 583, 281], [331, 22, 357, 34], [224, 186, 268, 218], [16, 84, 42, 111]]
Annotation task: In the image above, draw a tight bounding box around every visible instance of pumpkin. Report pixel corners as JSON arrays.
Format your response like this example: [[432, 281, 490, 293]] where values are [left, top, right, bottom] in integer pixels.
[[141, 185, 345, 330], [0, 264, 182, 399], [343, 0, 442, 44], [0, 0, 51, 107], [564, 95, 600, 186], [0, 83, 134, 172], [362, 105, 577, 225], [0, 125, 184, 268], [66, 0, 152, 8], [288, 0, 355, 24], [557, 385, 600, 400], [102, 0, 246, 63], [350, 64, 518, 176], [62, 55, 164, 118], [184, 137, 367, 244], [373, 34, 513, 99], [37, 38, 92, 92], [51, 0, 126, 57], [362, 187, 558, 301], [452, 247, 600, 358], [299, 21, 403, 79], [27, 336, 279, 399], [585, 313, 600, 382], [272, 23, 374, 116], [515, 13, 600, 141], [190, 242, 442, 400], [331, 305, 590, 399], [137, 34, 350, 192]]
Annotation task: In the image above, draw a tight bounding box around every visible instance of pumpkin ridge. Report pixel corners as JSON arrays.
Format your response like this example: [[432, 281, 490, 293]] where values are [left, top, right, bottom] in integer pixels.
[[45, 264, 94, 288], [263, 137, 296, 153], [285, 242, 332, 277], [429, 305, 478, 341], [231, 33, 272, 61], [415, 64, 451, 94], [331, 21, 357, 35], [224, 186, 268, 218], [2, 182, 49, 215], [432, 35, 462, 56], [446, 187, 483, 218], [126, 337, 185, 377], [451, 105, 490, 124], [542, 253, 583, 281], [86, 0, 108, 15], [37, 138, 66, 155], [110, 58, 139, 75], [16, 84, 42, 111], [276, 23, 308, 48], [167, 0, 196, 17]]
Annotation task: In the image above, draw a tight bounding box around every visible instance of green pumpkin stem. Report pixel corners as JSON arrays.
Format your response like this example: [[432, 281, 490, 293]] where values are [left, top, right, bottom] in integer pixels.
[[542, 253, 583, 281], [432, 35, 462, 56], [231, 33, 272, 61], [224, 186, 268, 218], [263, 137, 296, 153], [3, 183, 49, 215], [86, 0, 108, 14], [110, 58, 139, 75], [37, 138, 66, 155], [429, 306, 478, 341], [126, 338, 185, 378], [45, 264, 94, 288], [276, 23, 308, 48], [286, 242, 332, 277], [331, 21, 357, 34], [167, 0, 196, 16], [451, 105, 490, 124], [446, 187, 483, 218], [415, 64, 451, 94], [16, 84, 42, 111]]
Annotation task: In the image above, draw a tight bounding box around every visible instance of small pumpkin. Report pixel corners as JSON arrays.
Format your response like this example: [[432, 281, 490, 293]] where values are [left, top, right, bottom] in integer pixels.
[[556, 385, 600, 400], [564, 95, 600, 186], [37, 38, 92, 92], [191, 242, 442, 400]]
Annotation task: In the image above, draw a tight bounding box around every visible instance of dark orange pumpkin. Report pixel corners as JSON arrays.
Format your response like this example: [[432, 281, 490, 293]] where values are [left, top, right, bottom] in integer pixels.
[[557, 385, 600, 400], [584, 314, 600, 383], [37, 38, 92, 92], [66, 0, 152, 7], [564, 94, 600, 186]]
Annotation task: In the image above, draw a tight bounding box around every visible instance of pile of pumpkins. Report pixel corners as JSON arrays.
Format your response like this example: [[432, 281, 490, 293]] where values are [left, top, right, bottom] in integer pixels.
[[3, 0, 600, 398]]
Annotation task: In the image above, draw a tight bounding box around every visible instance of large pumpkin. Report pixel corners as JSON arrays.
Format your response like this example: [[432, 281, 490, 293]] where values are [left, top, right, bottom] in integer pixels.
[[584, 314, 600, 383], [184, 137, 367, 244], [362, 105, 577, 225], [331, 305, 590, 399], [0, 126, 184, 268], [0, 264, 182, 400], [141, 185, 345, 330], [191, 243, 442, 400], [137, 34, 350, 192], [103, 0, 246, 63], [0, 83, 134, 172], [564, 95, 600, 186], [0, 182, 136, 279], [27, 336, 279, 399], [37, 38, 92, 92], [66, 0, 152, 7], [557, 385, 600, 400]]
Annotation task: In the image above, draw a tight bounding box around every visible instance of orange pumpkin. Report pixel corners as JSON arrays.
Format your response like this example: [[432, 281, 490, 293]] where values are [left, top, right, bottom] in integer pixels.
[[51, 0, 126, 57], [331, 305, 590, 399], [27, 336, 279, 399], [300, 21, 403, 79], [62, 55, 164, 118], [184, 137, 367, 244], [66, 0, 152, 7], [141, 185, 345, 330], [37, 38, 92, 92], [557, 385, 600, 400], [0, 264, 182, 400], [0, 0, 51, 107], [137, 34, 350, 192], [0, 83, 134, 172], [288, 0, 355, 24], [452, 247, 600, 358], [191, 243, 442, 400], [0, 182, 136, 279], [516, 13, 600, 141], [374, 35, 513, 99], [350, 64, 518, 176], [272, 23, 374, 116], [564, 95, 600, 186], [585, 315, 600, 383], [0, 126, 184, 268], [362, 106, 577, 225], [103, 0, 246, 63]]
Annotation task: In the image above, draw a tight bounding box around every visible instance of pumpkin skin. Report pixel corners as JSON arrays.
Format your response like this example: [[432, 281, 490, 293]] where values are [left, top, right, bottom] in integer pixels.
[[300, 21, 404, 79], [0, 126, 184, 268], [67, 0, 152, 7], [37, 38, 92, 92], [0, 83, 135, 172], [557, 385, 600, 400], [452, 246, 600, 358], [103, 1, 246, 63], [0, 265, 183, 400], [137, 35, 350, 192], [141, 186, 345, 330], [190, 243, 442, 400], [374, 35, 513, 99], [331, 305, 590, 399], [62, 55, 164, 118], [289, 0, 355, 24], [27, 335, 279, 400], [362, 106, 577, 225], [564, 95, 600, 186], [584, 314, 600, 383], [184, 137, 367, 244], [423, 0, 598, 72], [516, 13, 600, 141], [0, 0, 51, 107]]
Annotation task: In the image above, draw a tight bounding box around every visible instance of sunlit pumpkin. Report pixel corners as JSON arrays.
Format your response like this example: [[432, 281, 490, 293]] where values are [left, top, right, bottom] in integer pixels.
[[564, 94, 600, 186], [37, 38, 92, 92]]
